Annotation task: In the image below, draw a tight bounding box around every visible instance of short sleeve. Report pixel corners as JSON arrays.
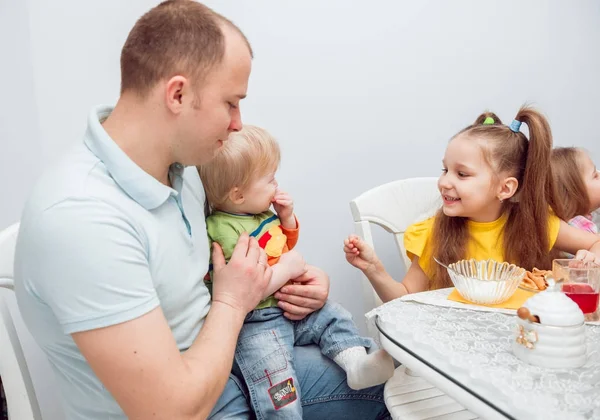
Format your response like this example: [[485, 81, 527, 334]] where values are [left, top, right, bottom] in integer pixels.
[[567, 215, 598, 234], [404, 217, 435, 277], [21, 199, 159, 335], [548, 212, 561, 249]]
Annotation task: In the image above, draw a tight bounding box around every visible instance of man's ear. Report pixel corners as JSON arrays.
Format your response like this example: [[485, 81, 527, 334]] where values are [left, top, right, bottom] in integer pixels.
[[228, 187, 245, 205], [497, 176, 519, 201], [164, 75, 189, 115]]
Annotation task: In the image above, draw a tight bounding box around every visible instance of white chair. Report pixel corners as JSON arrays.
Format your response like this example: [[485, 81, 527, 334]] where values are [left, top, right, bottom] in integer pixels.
[[0, 223, 42, 420], [350, 178, 478, 420], [350, 177, 441, 311]]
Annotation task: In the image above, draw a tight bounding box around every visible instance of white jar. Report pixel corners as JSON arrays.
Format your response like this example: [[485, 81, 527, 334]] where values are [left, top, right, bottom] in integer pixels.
[[512, 288, 586, 369]]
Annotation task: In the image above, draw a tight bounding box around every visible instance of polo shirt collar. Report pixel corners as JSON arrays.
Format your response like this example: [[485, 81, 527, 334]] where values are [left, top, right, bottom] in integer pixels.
[[83, 105, 185, 210]]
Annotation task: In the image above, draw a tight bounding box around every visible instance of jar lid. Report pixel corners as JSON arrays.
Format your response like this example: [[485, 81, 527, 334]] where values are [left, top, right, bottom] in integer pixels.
[[524, 287, 584, 326]]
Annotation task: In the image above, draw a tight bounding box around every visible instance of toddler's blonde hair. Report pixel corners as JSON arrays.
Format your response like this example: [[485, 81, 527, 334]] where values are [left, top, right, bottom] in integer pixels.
[[198, 125, 280, 210]]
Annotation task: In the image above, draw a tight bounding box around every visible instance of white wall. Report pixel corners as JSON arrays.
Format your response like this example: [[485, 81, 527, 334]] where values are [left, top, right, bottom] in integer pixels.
[[203, 0, 600, 322], [0, 1, 62, 417], [0, 0, 42, 228], [1, 1, 599, 418]]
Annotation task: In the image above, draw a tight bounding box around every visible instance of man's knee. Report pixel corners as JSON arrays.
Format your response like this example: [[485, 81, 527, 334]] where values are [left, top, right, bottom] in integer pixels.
[[208, 374, 251, 420]]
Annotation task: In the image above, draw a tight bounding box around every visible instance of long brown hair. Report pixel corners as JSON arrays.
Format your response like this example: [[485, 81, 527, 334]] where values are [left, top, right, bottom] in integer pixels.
[[430, 107, 559, 289], [551, 147, 590, 220]]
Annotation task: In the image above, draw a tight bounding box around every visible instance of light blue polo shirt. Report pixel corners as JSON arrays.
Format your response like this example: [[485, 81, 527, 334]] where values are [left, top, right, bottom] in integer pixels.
[[14, 105, 211, 419]]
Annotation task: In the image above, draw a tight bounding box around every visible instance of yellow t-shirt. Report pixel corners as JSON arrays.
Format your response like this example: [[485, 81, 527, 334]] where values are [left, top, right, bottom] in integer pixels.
[[404, 213, 561, 279]]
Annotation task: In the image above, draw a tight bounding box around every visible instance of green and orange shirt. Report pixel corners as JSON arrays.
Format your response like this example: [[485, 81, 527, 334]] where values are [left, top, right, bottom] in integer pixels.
[[206, 210, 299, 309]]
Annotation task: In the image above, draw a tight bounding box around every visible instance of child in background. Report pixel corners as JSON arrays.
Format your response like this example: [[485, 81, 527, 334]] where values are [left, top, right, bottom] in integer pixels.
[[551, 147, 600, 234], [344, 107, 600, 303], [199, 125, 394, 419]]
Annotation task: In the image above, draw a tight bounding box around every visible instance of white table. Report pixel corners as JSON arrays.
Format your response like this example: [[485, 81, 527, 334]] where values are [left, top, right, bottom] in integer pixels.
[[368, 290, 600, 420]]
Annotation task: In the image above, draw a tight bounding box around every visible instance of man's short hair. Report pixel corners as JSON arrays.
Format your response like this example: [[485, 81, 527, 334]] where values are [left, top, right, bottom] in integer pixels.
[[120, 0, 252, 96]]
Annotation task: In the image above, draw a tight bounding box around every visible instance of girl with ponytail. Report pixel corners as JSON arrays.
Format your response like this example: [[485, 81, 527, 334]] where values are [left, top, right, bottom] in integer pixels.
[[344, 106, 600, 302]]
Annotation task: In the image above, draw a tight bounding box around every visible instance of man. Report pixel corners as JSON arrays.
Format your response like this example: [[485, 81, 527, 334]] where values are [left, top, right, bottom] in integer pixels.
[[15, 1, 389, 418]]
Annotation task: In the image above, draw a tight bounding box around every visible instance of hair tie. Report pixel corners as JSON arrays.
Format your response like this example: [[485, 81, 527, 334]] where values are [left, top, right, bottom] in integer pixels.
[[509, 119, 522, 133], [483, 117, 495, 125]]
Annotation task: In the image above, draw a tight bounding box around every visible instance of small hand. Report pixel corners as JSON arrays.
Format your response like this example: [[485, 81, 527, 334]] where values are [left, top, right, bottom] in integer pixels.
[[272, 190, 295, 228], [343, 234, 381, 274], [574, 249, 600, 265], [278, 249, 308, 280]]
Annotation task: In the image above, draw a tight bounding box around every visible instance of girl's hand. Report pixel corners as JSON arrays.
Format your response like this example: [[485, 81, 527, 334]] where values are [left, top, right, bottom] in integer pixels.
[[343, 235, 381, 275], [574, 249, 600, 265]]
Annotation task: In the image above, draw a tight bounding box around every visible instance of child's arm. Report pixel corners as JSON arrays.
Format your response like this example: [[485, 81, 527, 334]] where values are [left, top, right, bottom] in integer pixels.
[[343, 235, 429, 302], [555, 220, 600, 264], [272, 189, 299, 250], [273, 190, 297, 230], [568, 215, 598, 234], [263, 250, 307, 298], [281, 221, 299, 250], [400, 257, 431, 295]]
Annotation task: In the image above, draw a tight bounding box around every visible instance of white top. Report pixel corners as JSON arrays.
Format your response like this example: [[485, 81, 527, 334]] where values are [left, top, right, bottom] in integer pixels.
[[14, 106, 211, 419]]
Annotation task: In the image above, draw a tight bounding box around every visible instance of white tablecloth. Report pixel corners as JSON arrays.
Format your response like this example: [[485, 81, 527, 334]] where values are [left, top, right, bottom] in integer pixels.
[[367, 295, 600, 419], [391, 288, 600, 325]]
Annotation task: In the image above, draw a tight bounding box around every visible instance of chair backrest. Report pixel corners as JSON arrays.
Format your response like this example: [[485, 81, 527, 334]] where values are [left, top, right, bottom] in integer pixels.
[[0, 223, 19, 288], [350, 177, 441, 311], [0, 222, 42, 420]]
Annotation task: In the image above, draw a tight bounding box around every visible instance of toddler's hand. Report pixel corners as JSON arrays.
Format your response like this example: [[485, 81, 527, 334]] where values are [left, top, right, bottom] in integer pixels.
[[273, 190, 295, 228], [343, 235, 381, 274], [279, 249, 308, 280]]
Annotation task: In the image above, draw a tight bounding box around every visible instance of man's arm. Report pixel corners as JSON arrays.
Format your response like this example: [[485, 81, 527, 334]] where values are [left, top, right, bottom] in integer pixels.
[[32, 202, 269, 419], [73, 236, 269, 420], [73, 300, 244, 419]]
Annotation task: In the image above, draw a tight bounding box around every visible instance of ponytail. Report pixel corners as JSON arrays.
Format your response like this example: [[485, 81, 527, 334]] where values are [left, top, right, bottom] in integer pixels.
[[503, 107, 557, 270]]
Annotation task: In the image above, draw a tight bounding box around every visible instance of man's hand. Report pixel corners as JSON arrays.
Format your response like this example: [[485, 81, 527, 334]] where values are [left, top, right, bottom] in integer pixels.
[[70, 234, 268, 420], [211, 233, 272, 314], [274, 265, 329, 320]]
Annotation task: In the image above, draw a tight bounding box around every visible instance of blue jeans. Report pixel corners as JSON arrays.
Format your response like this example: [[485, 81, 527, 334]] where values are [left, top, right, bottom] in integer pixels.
[[209, 301, 390, 420]]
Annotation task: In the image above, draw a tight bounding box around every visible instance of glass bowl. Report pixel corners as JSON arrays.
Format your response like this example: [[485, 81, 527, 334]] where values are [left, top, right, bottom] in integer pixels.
[[447, 259, 526, 304]]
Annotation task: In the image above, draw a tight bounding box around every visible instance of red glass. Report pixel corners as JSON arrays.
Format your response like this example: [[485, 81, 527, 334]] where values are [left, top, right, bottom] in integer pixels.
[[562, 283, 599, 314], [553, 259, 600, 315]]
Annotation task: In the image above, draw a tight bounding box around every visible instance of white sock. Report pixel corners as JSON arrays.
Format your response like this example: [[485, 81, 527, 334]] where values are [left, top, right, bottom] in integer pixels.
[[333, 346, 395, 390]]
